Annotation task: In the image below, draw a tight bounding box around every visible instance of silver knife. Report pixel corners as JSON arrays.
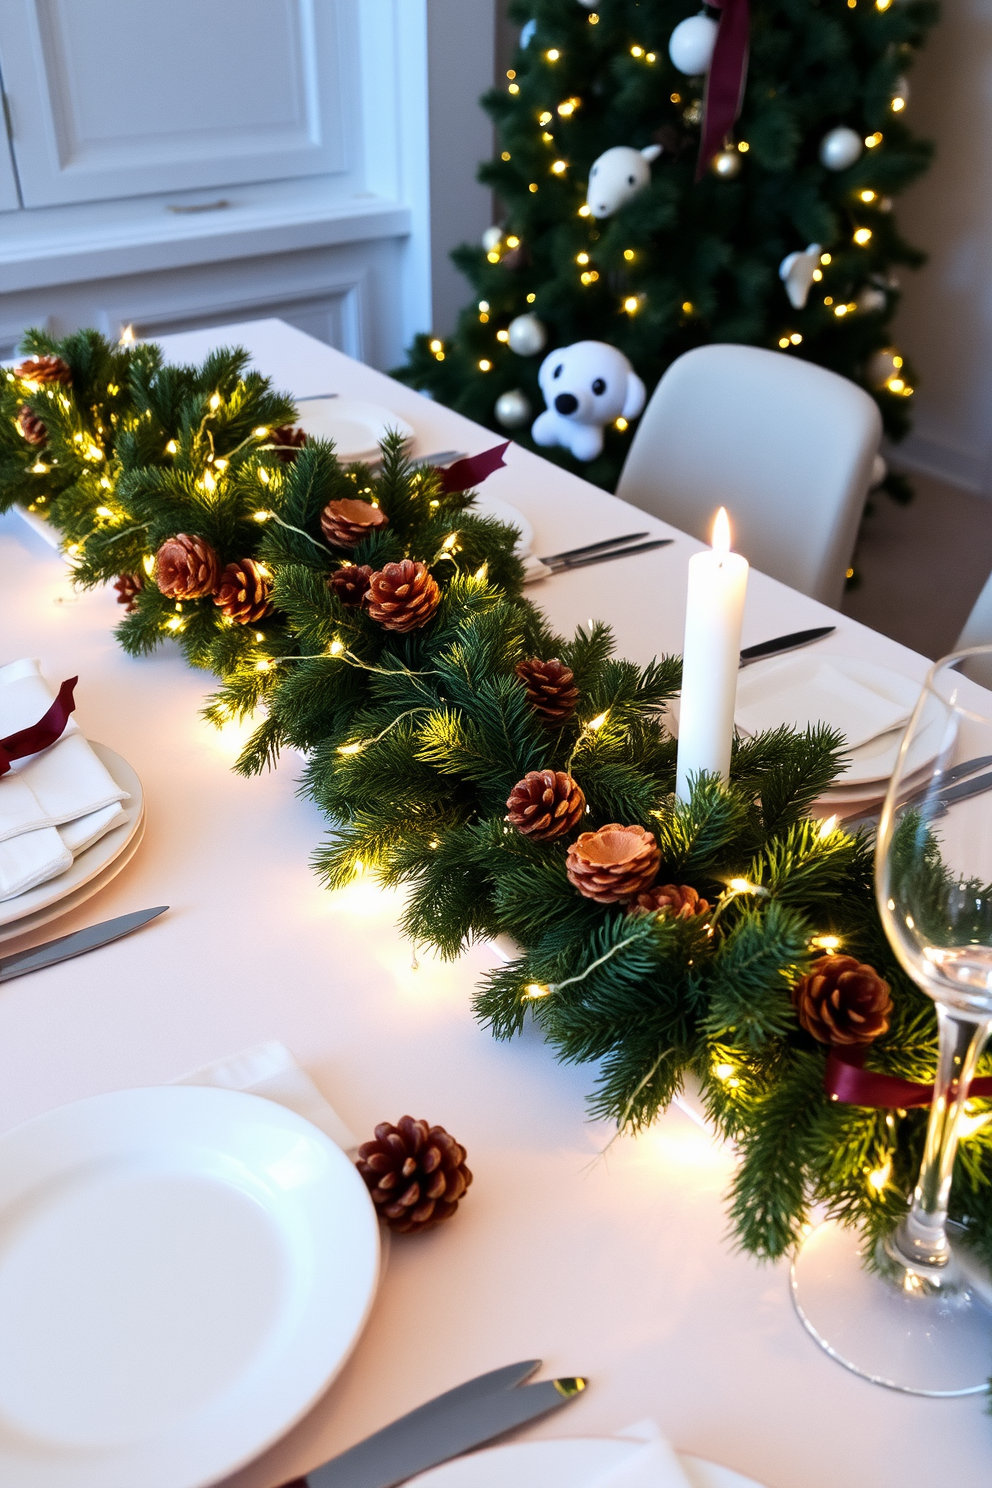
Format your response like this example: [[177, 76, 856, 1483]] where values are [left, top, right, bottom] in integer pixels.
[[540, 532, 650, 564], [301, 1361, 586, 1488], [0, 906, 169, 983], [547, 538, 673, 573], [739, 626, 835, 667]]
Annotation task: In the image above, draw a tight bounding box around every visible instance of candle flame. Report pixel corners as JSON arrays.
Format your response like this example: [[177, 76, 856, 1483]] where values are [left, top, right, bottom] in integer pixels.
[[712, 507, 731, 553]]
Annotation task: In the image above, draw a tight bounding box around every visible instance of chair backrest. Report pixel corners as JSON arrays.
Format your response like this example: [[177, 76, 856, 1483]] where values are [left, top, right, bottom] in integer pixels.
[[615, 344, 882, 608], [955, 572, 992, 689]]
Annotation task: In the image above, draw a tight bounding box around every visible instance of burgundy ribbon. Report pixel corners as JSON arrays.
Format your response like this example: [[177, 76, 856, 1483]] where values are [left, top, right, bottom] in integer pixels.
[[435, 442, 509, 494], [0, 677, 77, 777], [824, 1044, 992, 1109], [696, 0, 751, 182]]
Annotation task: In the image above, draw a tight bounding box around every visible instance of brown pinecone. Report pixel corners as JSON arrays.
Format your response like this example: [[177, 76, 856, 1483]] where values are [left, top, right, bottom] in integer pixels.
[[507, 769, 586, 841], [14, 354, 71, 386], [154, 533, 220, 599], [269, 424, 307, 463], [356, 1116, 472, 1233], [366, 560, 440, 632], [328, 563, 373, 607], [113, 573, 144, 612], [792, 954, 892, 1047], [213, 558, 273, 624], [16, 406, 47, 445], [515, 657, 579, 724], [566, 823, 661, 904], [629, 883, 711, 919], [319, 497, 389, 548]]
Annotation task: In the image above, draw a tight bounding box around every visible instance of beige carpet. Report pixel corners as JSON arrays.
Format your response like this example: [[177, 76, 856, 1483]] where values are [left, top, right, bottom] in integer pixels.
[[842, 473, 992, 659]]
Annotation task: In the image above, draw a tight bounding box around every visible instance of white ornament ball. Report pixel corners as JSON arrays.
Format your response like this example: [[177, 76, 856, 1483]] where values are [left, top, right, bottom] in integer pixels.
[[495, 389, 532, 429], [711, 149, 742, 180], [481, 225, 503, 253], [870, 454, 888, 488], [856, 285, 888, 314], [866, 348, 902, 387], [669, 13, 719, 76], [586, 144, 662, 219], [506, 313, 547, 357], [576, 0, 598, 7], [819, 126, 863, 172]]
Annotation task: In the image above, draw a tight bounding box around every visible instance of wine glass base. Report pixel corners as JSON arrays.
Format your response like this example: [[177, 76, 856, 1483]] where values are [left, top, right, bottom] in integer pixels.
[[790, 1219, 992, 1396]]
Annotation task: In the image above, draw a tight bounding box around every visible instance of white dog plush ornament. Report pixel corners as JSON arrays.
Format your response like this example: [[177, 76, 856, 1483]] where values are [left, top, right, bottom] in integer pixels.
[[532, 341, 646, 462]]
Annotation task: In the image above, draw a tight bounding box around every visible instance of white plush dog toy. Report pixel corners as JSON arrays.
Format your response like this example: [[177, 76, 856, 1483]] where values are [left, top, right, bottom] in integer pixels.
[[532, 341, 646, 461]]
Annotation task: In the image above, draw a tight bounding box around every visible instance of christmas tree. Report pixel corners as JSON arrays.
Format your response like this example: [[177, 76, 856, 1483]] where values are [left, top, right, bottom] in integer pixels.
[[399, 0, 938, 495]]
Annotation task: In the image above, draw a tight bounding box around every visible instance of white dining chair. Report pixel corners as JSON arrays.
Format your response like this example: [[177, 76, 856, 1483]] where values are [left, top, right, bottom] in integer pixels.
[[615, 344, 882, 608], [954, 573, 992, 687]]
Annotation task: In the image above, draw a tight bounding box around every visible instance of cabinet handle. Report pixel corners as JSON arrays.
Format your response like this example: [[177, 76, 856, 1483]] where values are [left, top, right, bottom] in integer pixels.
[[166, 199, 230, 214]]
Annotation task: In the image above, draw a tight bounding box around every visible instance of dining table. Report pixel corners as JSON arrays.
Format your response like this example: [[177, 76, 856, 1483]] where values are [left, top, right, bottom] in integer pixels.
[[0, 316, 984, 1488]]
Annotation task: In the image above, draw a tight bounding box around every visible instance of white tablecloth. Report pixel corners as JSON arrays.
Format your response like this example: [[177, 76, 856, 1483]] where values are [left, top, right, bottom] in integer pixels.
[[0, 319, 980, 1488]]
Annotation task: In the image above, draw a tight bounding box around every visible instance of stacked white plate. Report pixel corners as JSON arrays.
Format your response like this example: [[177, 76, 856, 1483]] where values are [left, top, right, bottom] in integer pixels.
[[0, 743, 144, 944], [294, 397, 414, 463], [734, 653, 937, 817]]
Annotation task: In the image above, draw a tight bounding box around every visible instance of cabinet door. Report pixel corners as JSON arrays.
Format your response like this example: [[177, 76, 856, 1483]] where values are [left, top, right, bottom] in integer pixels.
[[0, 0, 348, 208]]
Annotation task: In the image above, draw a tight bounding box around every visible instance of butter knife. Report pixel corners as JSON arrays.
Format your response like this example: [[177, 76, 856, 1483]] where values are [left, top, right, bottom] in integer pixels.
[[739, 626, 835, 667], [301, 1361, 586, 1488], [0, 906, 168, 983]]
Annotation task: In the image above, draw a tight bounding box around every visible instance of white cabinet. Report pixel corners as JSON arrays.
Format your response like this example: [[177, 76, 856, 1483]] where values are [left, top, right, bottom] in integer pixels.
[[0, 0, 350, 207]]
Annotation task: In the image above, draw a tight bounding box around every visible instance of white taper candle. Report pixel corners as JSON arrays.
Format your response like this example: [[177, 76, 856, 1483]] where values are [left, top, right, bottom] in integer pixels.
[[675, 507, 749, 802]]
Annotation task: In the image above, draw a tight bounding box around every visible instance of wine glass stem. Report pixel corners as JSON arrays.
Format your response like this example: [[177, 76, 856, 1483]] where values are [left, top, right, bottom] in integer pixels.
[[891, 1006, 992, 1272]]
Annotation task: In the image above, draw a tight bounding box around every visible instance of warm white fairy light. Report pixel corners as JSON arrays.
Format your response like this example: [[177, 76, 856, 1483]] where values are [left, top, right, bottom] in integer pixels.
[[854, 227, 872, 245], [209, 392, 222, 411]]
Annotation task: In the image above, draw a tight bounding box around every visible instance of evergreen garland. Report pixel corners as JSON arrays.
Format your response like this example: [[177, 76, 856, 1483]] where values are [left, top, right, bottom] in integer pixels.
[[5, 328, 992, 1270]]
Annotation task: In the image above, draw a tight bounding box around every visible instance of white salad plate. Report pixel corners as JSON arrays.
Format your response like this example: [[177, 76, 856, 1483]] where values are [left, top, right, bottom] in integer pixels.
[[0, 1085, 380, 1488], [0, 742, 143, 936], [408, 1437, 766, 1488], [295, 397, 414, 463], [736, 654, 938, 787], [469, 490, 534, 557]]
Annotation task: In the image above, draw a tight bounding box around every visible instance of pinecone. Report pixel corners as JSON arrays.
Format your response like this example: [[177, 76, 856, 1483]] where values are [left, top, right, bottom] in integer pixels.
[[269, 424, 307, 463], [366, 560, 440, 632], [629, 883, 711, 919], [113, 573, 144, 612], [515, 657, 579, 724], [356, 1116, 472, 1233], [507, 769, 586, 841], [154, 533, 220, 599], [566, 823, 661, 904], [792, 954, 892, 1047], [213, 558, 273, 624], [328, 563, 373, 607], [319, 497, 389, 548], [16, 406, 47, 445], [14, 354, 71, 386]]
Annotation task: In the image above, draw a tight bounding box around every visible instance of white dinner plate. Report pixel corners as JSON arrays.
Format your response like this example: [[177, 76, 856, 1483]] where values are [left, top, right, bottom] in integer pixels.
[[295, 397, 414, 463], [408, 1437, 766, 1488], [0, 742, 142, 931], [0, 1085, 379, 1488], [469, 490, 534, 556], [736, 655, 938, 787], [0, 804, 145, 945]]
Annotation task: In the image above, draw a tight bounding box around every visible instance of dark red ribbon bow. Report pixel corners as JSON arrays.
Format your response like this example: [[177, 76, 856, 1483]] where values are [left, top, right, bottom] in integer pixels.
[[0, 677, 77, 777], [435, 442, 509, 495], [697, 0, 751, 182], [824, 1044, 992, 1109]]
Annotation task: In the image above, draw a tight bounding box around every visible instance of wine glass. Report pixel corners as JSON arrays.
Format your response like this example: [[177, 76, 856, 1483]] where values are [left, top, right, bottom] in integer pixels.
[[791, 645, 992, 1395]]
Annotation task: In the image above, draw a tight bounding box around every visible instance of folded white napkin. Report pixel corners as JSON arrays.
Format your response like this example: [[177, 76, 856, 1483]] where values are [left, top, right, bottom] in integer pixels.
[[172, 1040, 360, 1153], [735, 657, 910, 750], [590, 1422, 692, 1488], [0, 659, 129, 900]]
